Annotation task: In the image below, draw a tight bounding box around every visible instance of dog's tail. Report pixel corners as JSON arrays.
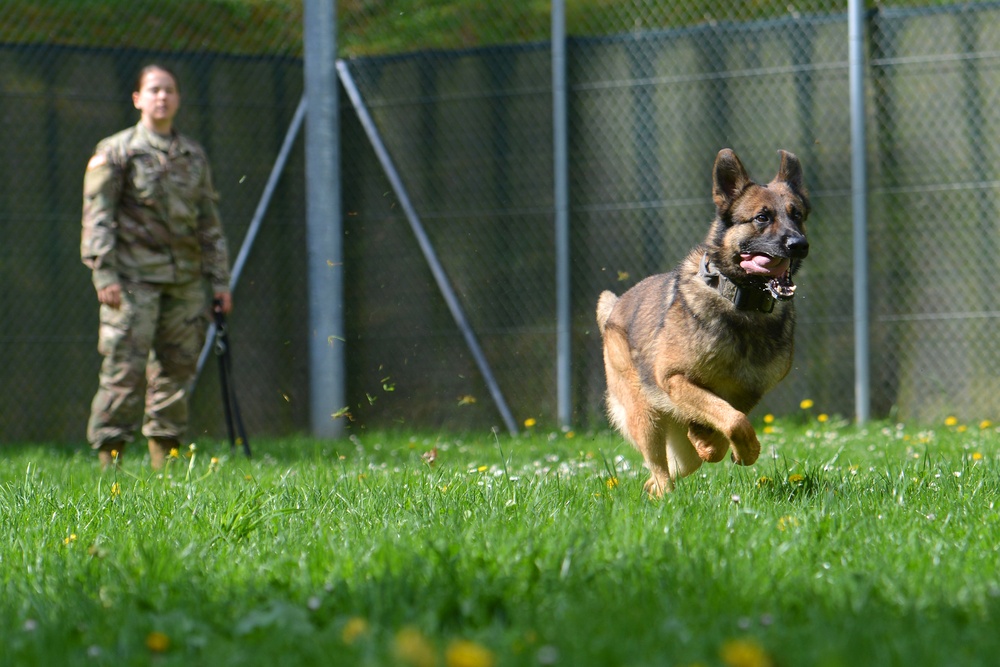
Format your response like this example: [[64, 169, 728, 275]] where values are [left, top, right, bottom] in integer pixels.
[[596, 291, 618, 335]]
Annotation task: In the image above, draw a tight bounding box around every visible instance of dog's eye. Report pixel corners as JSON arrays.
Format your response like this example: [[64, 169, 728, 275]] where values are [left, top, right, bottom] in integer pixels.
[[790, 209, 803, 222], [754, 213, 770, 224]]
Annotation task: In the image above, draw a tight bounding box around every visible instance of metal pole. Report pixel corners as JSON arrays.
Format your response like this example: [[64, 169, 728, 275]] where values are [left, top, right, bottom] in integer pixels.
[[194, 97, 307, 381], [553, 0, 572, 430], [336, 60, 519, 437], [304, 0, 345, 438], [849, 0, 870, 424]]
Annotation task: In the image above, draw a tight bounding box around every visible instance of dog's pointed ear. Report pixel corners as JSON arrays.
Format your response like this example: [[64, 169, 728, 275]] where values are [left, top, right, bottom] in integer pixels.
[[713, 148, 752, 213], [776, 150, 806, 195]]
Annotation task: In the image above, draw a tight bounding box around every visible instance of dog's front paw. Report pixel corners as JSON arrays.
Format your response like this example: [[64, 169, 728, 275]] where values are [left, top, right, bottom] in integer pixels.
[[727, 416, 761, 466], [689, 423, 729, 463]]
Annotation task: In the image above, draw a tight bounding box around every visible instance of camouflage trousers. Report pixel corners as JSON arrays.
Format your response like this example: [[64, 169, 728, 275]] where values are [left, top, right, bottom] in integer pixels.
[[87, 279, 209, 449]]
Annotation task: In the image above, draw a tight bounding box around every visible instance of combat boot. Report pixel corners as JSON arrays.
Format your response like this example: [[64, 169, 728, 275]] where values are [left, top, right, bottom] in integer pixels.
[[149, 438, 180, 470], [148, 437, 179, 471], [98, 441, 125, 470]]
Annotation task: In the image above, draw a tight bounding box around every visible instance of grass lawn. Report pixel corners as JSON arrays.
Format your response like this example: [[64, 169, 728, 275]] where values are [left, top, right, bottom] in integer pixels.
[[2, 415, 999, 666]]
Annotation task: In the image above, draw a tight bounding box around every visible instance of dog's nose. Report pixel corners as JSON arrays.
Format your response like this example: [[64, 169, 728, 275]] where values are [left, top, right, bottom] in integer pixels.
[[785, 235, 809, 258]]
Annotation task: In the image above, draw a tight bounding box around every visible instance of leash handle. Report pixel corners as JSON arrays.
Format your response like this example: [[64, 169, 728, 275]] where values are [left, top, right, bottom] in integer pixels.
[[213, 303, 251, 458]]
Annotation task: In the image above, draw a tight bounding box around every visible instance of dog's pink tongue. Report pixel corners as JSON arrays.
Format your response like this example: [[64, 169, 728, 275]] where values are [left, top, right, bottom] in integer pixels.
[[740, 253, 790, 276]]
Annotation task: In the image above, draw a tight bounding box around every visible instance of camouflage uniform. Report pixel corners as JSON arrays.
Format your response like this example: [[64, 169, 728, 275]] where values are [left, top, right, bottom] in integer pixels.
[[81, 122, 231, 451]]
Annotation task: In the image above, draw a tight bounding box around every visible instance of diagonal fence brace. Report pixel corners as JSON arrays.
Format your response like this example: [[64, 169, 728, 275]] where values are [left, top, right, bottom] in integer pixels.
[[336, 59, 519, 437]]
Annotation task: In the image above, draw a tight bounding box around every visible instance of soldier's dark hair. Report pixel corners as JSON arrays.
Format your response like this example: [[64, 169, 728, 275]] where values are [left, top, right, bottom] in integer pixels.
[[134, 64, 180, 93]]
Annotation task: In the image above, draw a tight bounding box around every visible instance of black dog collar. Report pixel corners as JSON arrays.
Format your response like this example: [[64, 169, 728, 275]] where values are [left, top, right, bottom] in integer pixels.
[[698, 253, 776, 314]]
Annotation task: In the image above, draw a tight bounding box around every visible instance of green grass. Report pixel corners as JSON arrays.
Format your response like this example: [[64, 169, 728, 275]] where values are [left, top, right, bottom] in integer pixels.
[[2, 418, 1000, 666]]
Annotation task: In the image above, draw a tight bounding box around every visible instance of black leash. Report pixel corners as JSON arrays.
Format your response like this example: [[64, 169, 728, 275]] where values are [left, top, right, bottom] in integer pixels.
[[213, 304, 251, 458]]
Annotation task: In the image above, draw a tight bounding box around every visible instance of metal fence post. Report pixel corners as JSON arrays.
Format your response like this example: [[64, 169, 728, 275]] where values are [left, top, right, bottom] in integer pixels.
[[849, 0, 870, 424], [304, 0, 345, 438], [553, 0, 572, 430]]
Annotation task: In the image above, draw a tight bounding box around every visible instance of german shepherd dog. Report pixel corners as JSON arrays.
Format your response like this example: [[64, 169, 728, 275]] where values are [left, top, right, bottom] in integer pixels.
[[596, 149, 809, 496]]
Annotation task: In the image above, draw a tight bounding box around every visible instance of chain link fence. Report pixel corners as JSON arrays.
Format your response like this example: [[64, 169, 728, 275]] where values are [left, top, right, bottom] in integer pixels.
[[2, 1, 999, 444], [0, 1, 307, 443]]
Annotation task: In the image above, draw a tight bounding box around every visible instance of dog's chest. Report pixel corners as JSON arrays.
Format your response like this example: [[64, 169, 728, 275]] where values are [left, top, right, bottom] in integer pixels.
[[692, 309, 794, 397]]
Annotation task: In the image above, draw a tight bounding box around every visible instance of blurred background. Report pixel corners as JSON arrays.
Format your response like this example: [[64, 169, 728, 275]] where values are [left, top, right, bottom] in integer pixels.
[[1, 0, 998, 444]]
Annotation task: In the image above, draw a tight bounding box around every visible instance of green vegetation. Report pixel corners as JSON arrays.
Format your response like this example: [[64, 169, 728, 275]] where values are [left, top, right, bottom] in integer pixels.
[[0, 0, 305, 56], [3, 414, 1000, 666], [1, 0, 948, 57]]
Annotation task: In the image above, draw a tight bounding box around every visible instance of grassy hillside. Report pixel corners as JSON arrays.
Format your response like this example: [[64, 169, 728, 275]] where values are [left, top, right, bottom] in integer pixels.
[[0, 0, 943, 57]]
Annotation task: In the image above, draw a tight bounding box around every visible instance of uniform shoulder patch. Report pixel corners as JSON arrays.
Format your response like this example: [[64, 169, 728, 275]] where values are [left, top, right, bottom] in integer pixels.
[[87, 153, 108, 170]]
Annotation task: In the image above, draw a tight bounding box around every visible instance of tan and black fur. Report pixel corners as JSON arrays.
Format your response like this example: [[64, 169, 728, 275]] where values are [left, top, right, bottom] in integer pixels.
[[596, 149, 810, 496]]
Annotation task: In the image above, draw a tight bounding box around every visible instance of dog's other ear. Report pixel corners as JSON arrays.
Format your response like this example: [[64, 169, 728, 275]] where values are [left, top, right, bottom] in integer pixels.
[[776, 150, 806, 196], [712, 148, 752, 214]]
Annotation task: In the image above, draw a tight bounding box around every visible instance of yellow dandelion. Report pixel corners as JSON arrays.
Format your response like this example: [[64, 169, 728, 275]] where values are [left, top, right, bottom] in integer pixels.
[[972, 452, 984, 461], [210, 457, 219, 465], [477, 465, 488, 473], [763, 425, 775, 435], [169, 448, 180, 459], [980, 420, 993, 430], [944, 415, 958, 427], [606, 477, 619, 490], [957, 425, 967, 433], [341, 617, 369, 645], [799, 399, 814, 410], [446, 639, 496, 667], [756, 476, 772, 487], [720, 638, 774, 667], [457, 395, 477, 406], [565, 431, 575, 439], [763, 414, 775, 424], [63, 534, 77, 546], [145, 631, 170, 653], [788, 473, 805, 484], [394, 626, 437, 667], [817, 413, 829, 423], [110, 482, 121, 497], [523, 418, 537, 428]]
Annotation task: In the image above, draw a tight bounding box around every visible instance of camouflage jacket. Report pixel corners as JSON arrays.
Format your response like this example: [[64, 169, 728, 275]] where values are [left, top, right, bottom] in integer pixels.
[[81, 122, 231, 293]]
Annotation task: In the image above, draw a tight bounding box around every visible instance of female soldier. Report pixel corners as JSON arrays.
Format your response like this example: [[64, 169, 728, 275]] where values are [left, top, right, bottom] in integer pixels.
[[81, 64, 233, 469]]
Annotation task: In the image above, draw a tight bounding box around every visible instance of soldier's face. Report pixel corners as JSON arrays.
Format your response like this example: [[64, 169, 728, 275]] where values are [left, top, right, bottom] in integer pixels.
[[133, 69, 180, 128]]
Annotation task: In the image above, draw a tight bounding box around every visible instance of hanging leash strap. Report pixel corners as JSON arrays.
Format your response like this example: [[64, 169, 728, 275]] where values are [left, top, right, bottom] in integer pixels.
[[213, 304, 251, 458]]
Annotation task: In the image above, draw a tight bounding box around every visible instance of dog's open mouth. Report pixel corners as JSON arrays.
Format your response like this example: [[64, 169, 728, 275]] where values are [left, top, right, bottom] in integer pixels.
[[740, 253, 796, 300]]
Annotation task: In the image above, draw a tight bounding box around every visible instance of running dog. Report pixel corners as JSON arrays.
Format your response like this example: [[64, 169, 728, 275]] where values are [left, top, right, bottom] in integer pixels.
[[596, 148, 810, 496]]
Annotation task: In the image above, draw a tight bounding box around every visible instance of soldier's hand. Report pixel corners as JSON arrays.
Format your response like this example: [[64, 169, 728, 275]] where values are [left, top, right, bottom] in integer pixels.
[[97, 284, 122, 309], [213, 291, 233, 315]]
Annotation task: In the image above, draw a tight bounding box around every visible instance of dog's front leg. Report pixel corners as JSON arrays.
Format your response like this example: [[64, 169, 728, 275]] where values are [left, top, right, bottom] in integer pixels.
[[663, 375, 760, 465]]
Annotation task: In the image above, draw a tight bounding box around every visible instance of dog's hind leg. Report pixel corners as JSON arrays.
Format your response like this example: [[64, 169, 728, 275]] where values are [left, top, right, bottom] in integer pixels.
[[606, 378, 674, 496], [602, 324, 674, 496], [636, 418, 675, 497]]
